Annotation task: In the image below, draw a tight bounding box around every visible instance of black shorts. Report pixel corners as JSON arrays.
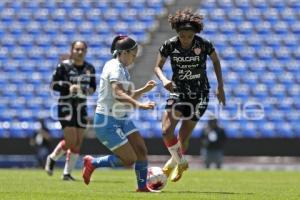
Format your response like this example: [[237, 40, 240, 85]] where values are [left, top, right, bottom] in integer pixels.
[[165, 92, 209, 121], [58, 101, 88, 129]]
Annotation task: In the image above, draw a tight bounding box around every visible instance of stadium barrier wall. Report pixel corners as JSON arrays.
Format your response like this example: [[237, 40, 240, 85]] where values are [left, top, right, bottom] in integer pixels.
[[1, 138, 300, 156]]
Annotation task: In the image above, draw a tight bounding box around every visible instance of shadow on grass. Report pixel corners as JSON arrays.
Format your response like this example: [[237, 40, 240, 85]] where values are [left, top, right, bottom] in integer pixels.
[[166, 190, 254, 195], [90, 180, 125, 184]]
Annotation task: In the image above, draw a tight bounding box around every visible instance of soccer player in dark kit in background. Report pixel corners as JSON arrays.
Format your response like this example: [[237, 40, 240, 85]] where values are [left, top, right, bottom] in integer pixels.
[[45, 40, 96, 180], [154, 8, 226, 182]]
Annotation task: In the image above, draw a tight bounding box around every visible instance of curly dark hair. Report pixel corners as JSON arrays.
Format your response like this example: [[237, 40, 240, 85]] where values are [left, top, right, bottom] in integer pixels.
[[168, 8, 204, 33]]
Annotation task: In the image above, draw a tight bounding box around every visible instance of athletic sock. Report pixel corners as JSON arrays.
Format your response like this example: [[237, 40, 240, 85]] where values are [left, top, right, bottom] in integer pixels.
[[92, 155, 123, 168], [50, 140, 67, 161], [135, 160, 148, 189], [164, 137, 185, 164], [63, 151, 79, 175]]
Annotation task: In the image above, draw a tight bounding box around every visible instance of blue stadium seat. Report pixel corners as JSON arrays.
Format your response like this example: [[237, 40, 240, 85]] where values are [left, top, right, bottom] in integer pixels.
[[258, 122, 276, 138], [269, 0, 285, 9], [238, 46, 256, 60], [244, 9, 261, 23], [251, 84, 268, 98], [32, 8, 49, 22], [292, 47, 300, 59], [262, 8, 279, 23], [16, 9, 32, 22], [51, 9, 67, 22], [290, 22, 300, 34], [0, 8, 15, 22], [275, 122, 294, 138], [280, 8, 297, 22], [272, 21, 289, 35], [1, 34, 16, 48], [219, 22, 236, 35], [208, 8, 225, 22], [240, 121, 259, 138], [257, 47, 273, 61], [69, 8, 85, 22]]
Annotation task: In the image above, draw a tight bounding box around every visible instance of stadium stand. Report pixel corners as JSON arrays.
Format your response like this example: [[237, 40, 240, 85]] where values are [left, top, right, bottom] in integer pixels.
[[0, 0, 169, 138], [134, 0, 300, 138], [0, 0, 299, 139]]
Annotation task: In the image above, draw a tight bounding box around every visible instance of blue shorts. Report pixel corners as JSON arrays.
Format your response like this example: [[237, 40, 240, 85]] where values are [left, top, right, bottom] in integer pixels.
[[94, 113, 138, 151]]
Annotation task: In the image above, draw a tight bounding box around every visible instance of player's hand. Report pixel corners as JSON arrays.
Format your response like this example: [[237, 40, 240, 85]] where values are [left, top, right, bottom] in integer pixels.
[[69, 84, 81, 94], [143, 80, 157, 93], [163, 80, 173, 92], [138, 101, 156, 110], [216, 86, 226, 106]]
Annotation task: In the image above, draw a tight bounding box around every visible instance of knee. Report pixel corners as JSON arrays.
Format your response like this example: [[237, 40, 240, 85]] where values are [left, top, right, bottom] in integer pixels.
[[135, 144, 148, 160]]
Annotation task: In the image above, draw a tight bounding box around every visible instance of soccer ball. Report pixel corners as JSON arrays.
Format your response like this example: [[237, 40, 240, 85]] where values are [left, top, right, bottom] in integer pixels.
[[147, 166, 167, 191]]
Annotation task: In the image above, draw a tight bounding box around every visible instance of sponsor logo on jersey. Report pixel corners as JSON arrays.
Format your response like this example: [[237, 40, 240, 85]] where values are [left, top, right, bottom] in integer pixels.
[[172, 49, 180, 54], [178, 70, 201, 80], [194, 48, 201, 55], [173, 56, 200, 62]]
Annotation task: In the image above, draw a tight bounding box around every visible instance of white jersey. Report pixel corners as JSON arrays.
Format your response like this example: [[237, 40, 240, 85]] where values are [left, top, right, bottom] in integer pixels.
[[96, 58, 132, 117]]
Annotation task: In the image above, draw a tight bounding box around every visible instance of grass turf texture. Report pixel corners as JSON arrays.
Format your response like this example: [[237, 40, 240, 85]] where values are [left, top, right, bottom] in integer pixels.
[[0, 169, 299, 200]]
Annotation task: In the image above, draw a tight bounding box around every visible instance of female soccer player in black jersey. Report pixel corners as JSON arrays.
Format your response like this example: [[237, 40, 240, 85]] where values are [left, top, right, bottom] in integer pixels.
[[45, 41, 96, 180], [154, 8, 226, 182]]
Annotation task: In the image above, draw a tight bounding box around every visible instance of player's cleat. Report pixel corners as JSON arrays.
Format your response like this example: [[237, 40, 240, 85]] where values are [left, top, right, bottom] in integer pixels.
[[82, 155, 95, 185], [62, 174, 76, 181], [162, 165, 175, 178], [170, 159, 189, 182], [45, 155, 55, 176], [136, 187, 161, 193], [162, 159, 175, 178]]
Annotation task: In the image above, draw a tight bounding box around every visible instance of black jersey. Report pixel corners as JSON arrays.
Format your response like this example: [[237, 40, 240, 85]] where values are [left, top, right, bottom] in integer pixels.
[[159, 35, 215, 97], [51, 59, 96, 102]]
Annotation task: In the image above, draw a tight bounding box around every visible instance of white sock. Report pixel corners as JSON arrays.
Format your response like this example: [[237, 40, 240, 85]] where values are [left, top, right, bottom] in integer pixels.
[[167, 142, 185, 164], [50, 142, 66, 161], [63, 151, 79, 175]]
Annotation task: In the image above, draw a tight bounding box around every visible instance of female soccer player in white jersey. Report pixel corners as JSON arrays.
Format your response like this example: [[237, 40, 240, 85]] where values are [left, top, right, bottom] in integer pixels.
[[82, 35, 157, 192], [154, 8, 226, 182]]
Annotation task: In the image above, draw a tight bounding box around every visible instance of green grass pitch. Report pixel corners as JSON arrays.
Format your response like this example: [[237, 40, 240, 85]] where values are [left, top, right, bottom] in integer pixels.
[[0, 169, 299, 200]]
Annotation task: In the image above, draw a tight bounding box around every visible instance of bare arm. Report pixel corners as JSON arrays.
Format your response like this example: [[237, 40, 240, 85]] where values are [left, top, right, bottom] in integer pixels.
[[112, 82, 155, 110], [210, 51, 226, 105], [153, 53, 173, 92], [130, 80, 157, 99]]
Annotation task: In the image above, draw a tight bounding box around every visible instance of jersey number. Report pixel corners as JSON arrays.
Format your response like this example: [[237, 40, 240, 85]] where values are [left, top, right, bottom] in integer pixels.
[[116, 128, 126, 139]]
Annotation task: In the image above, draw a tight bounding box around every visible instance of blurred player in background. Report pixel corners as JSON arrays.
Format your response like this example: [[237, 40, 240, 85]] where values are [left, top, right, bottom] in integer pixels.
[[200, 116, 227, 169], [45, 41, 96, 180], [82, 35, 157, 192], [154, 8, 226, 182], [29, 118, 52, 168]]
